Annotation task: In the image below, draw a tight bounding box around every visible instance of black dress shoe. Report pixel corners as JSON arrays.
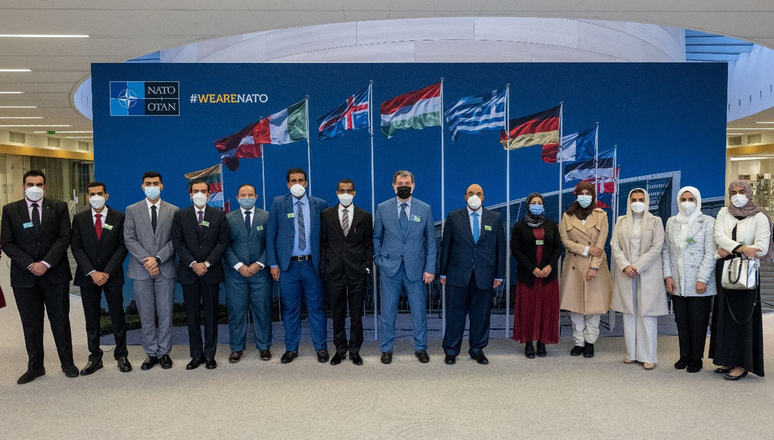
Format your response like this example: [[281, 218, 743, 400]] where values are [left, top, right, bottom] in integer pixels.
[[444, 355, 456, 365], [80, 360, 103, 376], [472, 351, 489, 365], [570, 345, 585, 356], [583, 343, 594, 358], [714, 366, 733, 374], [117, 357, 132, 373], [525, 342, 535, 359], [17, 368, 45, 385], [259, 350, 272, 361], [686, 359, 703, 373], [536, 342, 547, 357], [62, 365, 79, 378], [317, 349, 330, 363], [228, 351, 243, 363], [159, 355, 173, 369], [674, 356, 690, 370], [186, 356, 205, 370], [330, 352, 345, 365], [350, 352, 363, 366], [281, 351, 298, 364], [141, 356, 158, 370], [205, 358, 217, 370], [415, 350, 430, 363], [724, 370, 748, 381], [381, 351, 393, 364]]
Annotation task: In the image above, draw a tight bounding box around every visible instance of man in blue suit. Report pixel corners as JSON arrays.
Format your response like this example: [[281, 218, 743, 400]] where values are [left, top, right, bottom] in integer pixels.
[[267, 168, 329, 364], [439, 184, 506, 365], [224, 184, 272, 363], [373, 170, 436, 364]]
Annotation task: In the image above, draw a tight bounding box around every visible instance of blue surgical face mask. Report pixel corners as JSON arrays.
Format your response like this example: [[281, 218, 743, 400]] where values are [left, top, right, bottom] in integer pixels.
[[238, 197, 257, 210], [529, 204, 544, 215], [144, 186, 161, 200], [577, 194, 592, 208]]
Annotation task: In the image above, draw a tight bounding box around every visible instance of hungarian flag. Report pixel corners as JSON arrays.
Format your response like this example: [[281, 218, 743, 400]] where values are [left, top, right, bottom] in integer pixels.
[[380, 83, 441, 139], [500, 105, 560, 151], [184, 164, 225, 210], [253, 99, 308, 145], [215, 121, 263, 171]]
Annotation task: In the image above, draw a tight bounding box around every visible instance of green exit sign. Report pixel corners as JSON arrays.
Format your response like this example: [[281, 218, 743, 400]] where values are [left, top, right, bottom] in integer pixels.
[[47, 131, 55, 135]]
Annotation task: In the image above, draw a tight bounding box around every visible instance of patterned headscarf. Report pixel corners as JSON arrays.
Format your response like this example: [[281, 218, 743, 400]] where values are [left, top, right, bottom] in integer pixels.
[[523, 192, 545, 228], [728, 179, 774, 262], [565, 181, 596, 220]]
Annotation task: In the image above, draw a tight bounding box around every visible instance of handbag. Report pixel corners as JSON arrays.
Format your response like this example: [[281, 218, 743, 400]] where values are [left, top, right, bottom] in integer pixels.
[[721, 256, 759, 290]]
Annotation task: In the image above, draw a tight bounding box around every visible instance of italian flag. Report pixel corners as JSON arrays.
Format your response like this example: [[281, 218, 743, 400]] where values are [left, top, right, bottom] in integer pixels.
[[253, 99, 308, 145], [380, 83, 441, 139]]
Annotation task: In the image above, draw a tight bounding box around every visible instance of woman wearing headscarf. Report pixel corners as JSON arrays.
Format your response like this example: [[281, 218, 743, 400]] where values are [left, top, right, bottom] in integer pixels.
[[710, 180, 772, 380], [610, 188, 667, 370], [511, 193, 563, 358], [559, 182, 613, 358], [662, 186, 717, 373]]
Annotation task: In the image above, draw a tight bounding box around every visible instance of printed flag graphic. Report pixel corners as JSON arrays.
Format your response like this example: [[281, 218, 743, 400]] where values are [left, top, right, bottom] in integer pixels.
[[500, 105, 560, 151], [317, 87, 370, 140], [380, 83, 441, 139], [543, 125, 597, 164], [444, 89, 506, 142], [184, 164, 225, 209], [215, 121, 263, 171], [564, 148, 615, 182]]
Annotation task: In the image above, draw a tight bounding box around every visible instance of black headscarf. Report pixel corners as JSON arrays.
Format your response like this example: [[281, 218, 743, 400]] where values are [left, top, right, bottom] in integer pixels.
[[523, 192, 545, 228]]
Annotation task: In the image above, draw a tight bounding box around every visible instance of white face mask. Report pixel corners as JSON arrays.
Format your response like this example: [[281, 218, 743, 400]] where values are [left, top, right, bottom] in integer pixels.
[[89, 195, 106, 210], [192, 192, 208, 207], [337, 193, 353, 207], [25, 186, 44, 202], [731, 194, 748, 208], [630, 201, 646, 214], [290, 184, 306, 198], [680, 201, 696, 215], [467, 195, 482, 210]]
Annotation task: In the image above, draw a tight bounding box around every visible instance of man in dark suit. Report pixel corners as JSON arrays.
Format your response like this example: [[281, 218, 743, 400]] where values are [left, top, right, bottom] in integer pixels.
[[224, 183, 272, 363], [71, 181, 130, 375], [320, 179, 373, 366], [1, 170, 76, 384], [172, 179, 230, 370], [267, 168, 329, 364], [439, 184, 506, 365]]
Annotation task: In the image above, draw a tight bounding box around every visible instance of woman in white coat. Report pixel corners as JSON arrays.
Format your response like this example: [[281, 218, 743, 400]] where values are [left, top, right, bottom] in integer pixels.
[[610, 188, 668, 370], [662, 186, 716, 373]]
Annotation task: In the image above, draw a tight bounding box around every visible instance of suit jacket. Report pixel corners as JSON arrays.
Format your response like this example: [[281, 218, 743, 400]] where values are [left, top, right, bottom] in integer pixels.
[[266, 194, 328, 273], [373, 197, 436, 281], [172, 205, 230, 285], [510, 219, 563, 288], [1, 198, 72, 288], [439, 207, 506, 289], [71, 206, 128, 287], [224, 207, 269, 279], [123, 198, 179, 281], [320, 204, 374, 280]]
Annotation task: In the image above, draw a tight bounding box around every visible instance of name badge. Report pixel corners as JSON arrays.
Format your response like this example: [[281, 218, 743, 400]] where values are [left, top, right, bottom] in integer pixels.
[[686, 237, 695, 245], [103, 224, 113, 231], [201, 220, 210, 227], [535, 240, 545, 246], [257, 225, 264, 231], [484, 225, 492, 231], [287, 213, 295, 219], [412, 215, 421, 222], [23, 221, 34, 229]]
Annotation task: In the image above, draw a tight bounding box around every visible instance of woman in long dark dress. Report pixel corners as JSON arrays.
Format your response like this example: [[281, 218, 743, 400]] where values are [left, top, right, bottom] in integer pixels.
[[710, 180, 772, 380], [511, 193, 563, 358]]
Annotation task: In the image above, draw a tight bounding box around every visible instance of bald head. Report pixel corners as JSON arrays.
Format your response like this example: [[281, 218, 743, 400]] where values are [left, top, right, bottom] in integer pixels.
[[465, 184, 484, 209]]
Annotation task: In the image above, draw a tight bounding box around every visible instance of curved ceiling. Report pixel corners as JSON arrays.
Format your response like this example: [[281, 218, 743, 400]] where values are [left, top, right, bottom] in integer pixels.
[[2, 1, 773, 135]]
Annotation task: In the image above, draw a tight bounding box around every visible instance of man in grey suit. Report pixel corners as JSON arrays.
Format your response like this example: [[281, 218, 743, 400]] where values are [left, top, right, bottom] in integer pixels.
[[224, 184, 272, 363], [373, 170, 436, 364], [123, 171, 179, 370]]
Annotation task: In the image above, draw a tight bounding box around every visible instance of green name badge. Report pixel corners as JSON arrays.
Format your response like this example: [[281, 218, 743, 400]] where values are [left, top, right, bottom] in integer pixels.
[[23, 221, 34, 229], [257, 225, 264, 231], [287, 213, 295, 219], [686, 237, 695, 245], [412, 215, 421, 222], [484, 225, 492, 231], [103, 224, 113, 231], [201, 220, 210, 227], [535, 240, 545, 245]]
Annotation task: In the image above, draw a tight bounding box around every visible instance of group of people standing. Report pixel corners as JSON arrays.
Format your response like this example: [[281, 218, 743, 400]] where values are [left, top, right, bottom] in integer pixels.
[[1, 166, 768, 385], [511, 180, 770, 381]]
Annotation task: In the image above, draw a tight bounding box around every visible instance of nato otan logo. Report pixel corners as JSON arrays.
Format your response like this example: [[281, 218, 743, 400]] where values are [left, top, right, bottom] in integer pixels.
[[110, 81, 180, 116]]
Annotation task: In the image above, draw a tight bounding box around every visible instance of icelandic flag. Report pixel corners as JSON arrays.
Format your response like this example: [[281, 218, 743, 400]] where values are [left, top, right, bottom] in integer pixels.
[[444, 89, 506, 142], [543, 125, 597, 164], [564, 148, 615, 182], [317, 87, 370, 140]]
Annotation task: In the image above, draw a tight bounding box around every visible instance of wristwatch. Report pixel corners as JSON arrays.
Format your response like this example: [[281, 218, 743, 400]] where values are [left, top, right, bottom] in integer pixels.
[[155, 256, 162, 265], [204, 261, 211, 268]]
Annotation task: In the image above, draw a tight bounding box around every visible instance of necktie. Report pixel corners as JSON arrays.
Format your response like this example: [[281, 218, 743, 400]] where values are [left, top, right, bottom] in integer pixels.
[[245, 210, 251, 232], [472, 211, 480, 244], [297, 201, 306, 251], [95, 213, 103, 240], [151, 205, 157, 233], [342, 207, 350, 237], [198, 210, 204, 230], [31, 203, 41, 234], [400, 203, 408, 238]]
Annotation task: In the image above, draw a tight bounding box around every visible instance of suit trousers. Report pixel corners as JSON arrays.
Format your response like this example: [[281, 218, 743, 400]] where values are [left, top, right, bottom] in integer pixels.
[[133, 275, 175, 357], [225, 273, 272, 352], [442, 271, 492, 357], [183, 279, 221, 359], [672, 294, 712, 360], [326, 274, 366, 354], [279, 260, 327, 352], [80, 284, 128, 361], [379, 261, 427, 352], [13, 278, 74, 370]]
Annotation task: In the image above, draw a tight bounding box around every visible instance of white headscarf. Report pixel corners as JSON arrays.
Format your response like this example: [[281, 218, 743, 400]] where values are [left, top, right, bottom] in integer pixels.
[[675, 186, 702, 226]]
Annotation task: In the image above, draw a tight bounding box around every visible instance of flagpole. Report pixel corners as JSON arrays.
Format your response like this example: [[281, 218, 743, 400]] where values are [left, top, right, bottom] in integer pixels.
[[369, 80, 378, 341], [440, 77, 446, 337], [594, 121, 599, 187], [505, 83, 511, 339], [261, 146, 267, 211], [558, 102, 564, 218], [305, 96, 312, 196]]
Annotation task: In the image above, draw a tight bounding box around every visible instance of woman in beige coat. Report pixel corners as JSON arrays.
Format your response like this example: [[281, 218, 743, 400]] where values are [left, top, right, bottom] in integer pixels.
[[559, 181, 613, 358], [610, 188, 668, 370]]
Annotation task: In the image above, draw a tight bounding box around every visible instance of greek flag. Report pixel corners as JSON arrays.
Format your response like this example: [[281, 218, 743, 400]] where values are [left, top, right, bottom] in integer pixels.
[[444, 89, 506, 142]]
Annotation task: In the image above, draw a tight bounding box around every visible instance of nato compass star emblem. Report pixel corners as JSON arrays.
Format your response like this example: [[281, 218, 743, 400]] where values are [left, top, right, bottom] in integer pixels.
[[117, 88, 139, 109]]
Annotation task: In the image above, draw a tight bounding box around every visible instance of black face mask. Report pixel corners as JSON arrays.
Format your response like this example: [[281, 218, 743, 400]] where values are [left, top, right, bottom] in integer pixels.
[[396, 186, 412, 199]]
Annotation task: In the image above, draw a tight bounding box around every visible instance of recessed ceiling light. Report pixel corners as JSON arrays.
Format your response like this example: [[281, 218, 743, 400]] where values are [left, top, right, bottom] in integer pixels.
[[0, 116, 44, 119], [0, 105, 37, 109], [0, 34, 89, 38], [754, 122, 774, 124], [0, 69, 31, 72], [0, 124, 71, 127], [66, 136, 93, 139], [33, 130, 92, 134], [726, 133, 744, 136], [730, 156, 770, 161], [0, 91, 24, 94]]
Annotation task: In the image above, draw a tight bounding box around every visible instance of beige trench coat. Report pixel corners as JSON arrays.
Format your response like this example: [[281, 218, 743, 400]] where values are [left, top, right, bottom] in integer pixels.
[[610, 213, 669, 316], [559, 209, 613, 315]]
